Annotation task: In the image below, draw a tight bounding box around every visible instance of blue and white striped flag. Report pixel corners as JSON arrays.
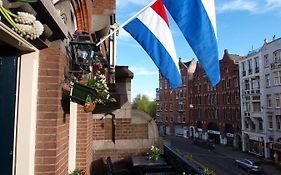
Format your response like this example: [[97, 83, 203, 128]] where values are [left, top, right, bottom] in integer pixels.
[[163, 0, 220, 86]]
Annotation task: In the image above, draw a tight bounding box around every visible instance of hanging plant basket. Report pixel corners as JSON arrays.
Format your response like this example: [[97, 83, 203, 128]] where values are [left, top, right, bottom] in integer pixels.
[[70, 82, 97, 105]]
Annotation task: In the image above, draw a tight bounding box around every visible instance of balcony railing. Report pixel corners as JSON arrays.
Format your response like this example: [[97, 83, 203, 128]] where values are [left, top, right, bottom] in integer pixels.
[[163, 145, 207, 175], [271, 61, 281, 69], [255, 67, 259, 73], [248, 69, 252, 75]]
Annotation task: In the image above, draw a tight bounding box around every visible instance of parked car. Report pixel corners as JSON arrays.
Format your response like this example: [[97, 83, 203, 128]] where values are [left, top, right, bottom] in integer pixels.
[[192, 139, 215, 150], [234, 159, 262, 173]]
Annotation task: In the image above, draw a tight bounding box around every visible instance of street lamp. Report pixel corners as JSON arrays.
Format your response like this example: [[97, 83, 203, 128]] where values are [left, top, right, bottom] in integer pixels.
[[68, 31, 97, 74]]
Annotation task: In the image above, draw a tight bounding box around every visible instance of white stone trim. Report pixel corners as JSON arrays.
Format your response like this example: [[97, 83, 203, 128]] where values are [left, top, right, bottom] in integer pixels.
[[15, 51, 39, 175], [68, 102, 77, 172]]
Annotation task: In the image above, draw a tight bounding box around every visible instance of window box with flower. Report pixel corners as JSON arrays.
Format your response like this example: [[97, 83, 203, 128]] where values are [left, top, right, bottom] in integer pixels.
[[70, 71, 116, 113]]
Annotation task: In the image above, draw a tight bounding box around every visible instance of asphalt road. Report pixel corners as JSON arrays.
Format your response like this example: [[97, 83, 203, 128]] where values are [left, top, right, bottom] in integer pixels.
[[165, 135, 267, 175]]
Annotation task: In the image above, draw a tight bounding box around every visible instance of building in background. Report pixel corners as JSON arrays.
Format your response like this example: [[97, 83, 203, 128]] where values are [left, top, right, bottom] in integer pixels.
[[189, 49, 242, 148], [240, 37, 281, 159], [156, 50, 242, 148], [156, 59, 197, 138]]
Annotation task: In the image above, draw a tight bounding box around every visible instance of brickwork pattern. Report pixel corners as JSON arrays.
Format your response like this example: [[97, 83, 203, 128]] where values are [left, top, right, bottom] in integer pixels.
[[92, 118, 148, 140], [35, 48, 69, 175], [92, 0, 116, 14], [93, 148, 148, 163], [76, 106, 94, 173]]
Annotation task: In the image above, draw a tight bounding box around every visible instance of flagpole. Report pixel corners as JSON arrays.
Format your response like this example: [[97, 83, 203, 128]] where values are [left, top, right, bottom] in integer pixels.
[[96, 0, 157, 46]]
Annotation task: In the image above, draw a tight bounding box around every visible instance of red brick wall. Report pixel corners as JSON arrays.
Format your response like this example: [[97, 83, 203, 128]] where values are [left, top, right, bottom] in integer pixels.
[[35, 48, 69, 175], [92, 118, 148, 140], [157, 62, 190, 135], [93, 148, 148, 162], [189, 51, 241, 133], [92, 0, 116, 14], [76, 106, 93, 173]]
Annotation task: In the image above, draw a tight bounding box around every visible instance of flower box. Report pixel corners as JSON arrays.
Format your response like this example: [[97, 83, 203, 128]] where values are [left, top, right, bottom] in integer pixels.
[[70, 82, 96, 105], [93, 94, 121, 114]]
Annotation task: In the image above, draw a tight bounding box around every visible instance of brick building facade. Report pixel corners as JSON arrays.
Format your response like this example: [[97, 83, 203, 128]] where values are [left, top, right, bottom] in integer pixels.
[[0, 1, 158, 175], [156, 50, 242, 148], [189, 50, 242, 147], [156, 59, 197, 138]]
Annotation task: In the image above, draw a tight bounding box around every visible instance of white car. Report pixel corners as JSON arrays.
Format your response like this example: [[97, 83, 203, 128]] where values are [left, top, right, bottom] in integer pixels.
[[234, 159, 262, 173]]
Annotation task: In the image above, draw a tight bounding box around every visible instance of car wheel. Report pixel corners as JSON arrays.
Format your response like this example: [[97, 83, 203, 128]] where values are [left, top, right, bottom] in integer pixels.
[[247, 168, 251, 173], [234, 162, 239, 167]]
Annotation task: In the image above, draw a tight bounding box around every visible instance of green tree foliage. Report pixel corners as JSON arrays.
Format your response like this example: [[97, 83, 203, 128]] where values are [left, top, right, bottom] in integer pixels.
[[132, 94, 156, 118]]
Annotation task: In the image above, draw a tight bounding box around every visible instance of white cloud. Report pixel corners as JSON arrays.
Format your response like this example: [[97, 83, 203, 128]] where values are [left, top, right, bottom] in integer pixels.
[[217, 0, 281, 14], [264, 0, 281, 11], [216, 0, 258, 13], [130, 67, 158, 76], [143, 91, 156, 101]]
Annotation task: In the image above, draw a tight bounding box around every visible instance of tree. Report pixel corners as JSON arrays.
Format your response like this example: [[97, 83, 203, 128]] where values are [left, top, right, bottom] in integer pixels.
[[132, 94, 156, 118]]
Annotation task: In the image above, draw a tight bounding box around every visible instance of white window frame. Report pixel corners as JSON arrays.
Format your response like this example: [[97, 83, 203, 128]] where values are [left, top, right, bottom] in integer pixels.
[[265, 74, 271, 87], [267, 94, 272, 108], [275, 94, 281, 108], [268, 115, 273, 129]]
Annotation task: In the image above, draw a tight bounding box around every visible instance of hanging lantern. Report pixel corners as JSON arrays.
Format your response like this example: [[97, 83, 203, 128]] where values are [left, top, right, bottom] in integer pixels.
[[68, 31, 97, 74]]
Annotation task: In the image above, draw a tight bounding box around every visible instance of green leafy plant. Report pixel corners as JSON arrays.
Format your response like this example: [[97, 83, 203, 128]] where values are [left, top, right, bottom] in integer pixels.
[[69, 168, 86, 175], [184, 153, 192, 161], [175, 148, 181, 154], [87, 71, 115, 104], [150, 146, 161, 161], [203, 167, 215, 175]]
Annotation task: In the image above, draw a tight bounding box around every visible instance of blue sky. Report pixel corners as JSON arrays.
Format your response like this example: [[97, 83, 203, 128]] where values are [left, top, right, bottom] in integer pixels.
[[116, 0, 281, 101]]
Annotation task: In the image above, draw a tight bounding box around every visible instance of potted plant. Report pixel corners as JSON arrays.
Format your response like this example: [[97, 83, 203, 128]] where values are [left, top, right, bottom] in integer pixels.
[[69, 168, 86, 175], [70, 71, 115, 113], [86, 71, 116, 104], [150, 146, 161, 161]]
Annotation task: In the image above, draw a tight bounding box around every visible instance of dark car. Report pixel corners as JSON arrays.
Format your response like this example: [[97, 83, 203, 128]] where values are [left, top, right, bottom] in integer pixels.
[[192, 139, 215, 150], [234, 159, 262, 173]]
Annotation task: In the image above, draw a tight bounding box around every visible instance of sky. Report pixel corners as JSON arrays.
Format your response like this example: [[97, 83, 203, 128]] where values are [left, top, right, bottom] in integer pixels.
[[115, 0, 281, 101]]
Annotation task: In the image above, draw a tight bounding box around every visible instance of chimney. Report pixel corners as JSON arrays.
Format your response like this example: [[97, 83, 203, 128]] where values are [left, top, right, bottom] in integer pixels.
[[224, 49, 228, 54], [273, 35, 276, 41], [264, 38, 268, 44]]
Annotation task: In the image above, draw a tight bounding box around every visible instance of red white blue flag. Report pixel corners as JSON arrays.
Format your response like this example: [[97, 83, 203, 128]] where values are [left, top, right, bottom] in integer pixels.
[[164, 0, 220, 86], [123, 0, 182, 89]]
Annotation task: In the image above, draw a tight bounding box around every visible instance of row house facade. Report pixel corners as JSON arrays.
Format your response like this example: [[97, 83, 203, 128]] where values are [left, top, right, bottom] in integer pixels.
[[156, 49, 242, 148], [156, 59, 197, 138], [189, 49, 242, 147], [240, 37, 281, 160], [0, 0, 158, 175]]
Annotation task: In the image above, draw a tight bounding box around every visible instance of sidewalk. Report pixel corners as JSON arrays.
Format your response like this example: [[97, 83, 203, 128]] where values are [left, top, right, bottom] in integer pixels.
[[213, 144, 281, 175]]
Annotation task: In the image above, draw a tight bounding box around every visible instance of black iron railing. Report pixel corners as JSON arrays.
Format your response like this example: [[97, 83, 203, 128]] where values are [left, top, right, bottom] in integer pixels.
[[163, 145, 207, 175]]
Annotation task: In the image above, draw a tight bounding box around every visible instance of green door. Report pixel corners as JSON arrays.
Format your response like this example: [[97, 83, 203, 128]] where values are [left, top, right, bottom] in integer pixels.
[[0, 47, 18, 175]]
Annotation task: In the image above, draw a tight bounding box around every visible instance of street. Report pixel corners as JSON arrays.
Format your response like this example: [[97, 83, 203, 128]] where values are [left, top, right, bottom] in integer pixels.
[[164, 135, 280, 175]]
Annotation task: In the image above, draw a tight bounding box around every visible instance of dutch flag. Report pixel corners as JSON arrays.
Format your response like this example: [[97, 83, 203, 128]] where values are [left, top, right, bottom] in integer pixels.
[[123, 0, 182, 89], [164, 0, 220, 86]]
